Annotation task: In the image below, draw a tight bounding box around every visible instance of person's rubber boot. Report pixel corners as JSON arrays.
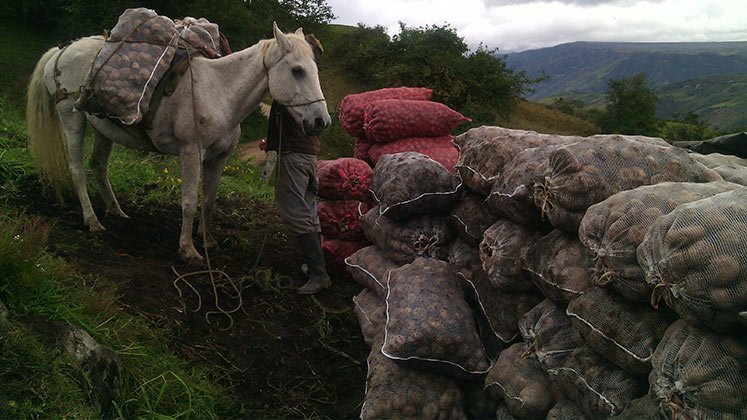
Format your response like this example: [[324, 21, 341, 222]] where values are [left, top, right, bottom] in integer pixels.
[[296, 232, 332, 294]]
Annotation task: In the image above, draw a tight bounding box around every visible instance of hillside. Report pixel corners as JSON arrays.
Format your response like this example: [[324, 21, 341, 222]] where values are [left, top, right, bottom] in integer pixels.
[[506, 41, 747, 131]]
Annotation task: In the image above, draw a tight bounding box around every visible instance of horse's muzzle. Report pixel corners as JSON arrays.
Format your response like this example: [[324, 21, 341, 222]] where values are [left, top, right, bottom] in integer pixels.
[[304, 114, 331, 136]]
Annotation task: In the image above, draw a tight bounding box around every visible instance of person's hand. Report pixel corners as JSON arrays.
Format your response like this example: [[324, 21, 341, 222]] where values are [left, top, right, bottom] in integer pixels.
[[259, 138, 268, 152]]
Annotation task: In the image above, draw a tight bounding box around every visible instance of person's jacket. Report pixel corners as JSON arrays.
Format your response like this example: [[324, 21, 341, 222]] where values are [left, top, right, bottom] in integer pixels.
[[266, 102, 320, 155]]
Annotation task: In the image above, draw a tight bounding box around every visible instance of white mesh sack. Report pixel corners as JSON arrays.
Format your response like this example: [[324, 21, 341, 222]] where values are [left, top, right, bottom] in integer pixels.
[[523, 229, 595, 304], [637, 187, 747, 333], [484, 342, 557, 419], [479, 219, 543, 292], [533, 136, 722, 234], [712, 163, 747, 185], [566, 287, 678, 377], [579, 181, 739, 302], [649, 319, 747, 419]]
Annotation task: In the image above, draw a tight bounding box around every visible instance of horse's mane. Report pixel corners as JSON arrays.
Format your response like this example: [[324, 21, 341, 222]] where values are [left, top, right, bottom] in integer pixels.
[[258, 33, 314, 60]]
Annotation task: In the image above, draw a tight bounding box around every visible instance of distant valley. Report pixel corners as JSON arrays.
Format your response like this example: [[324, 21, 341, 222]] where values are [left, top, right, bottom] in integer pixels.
[[505, 41, 747, 131]]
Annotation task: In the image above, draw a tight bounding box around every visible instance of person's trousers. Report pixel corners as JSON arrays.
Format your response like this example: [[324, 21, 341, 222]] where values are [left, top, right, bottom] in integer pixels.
[[275, 153, 321, 236]]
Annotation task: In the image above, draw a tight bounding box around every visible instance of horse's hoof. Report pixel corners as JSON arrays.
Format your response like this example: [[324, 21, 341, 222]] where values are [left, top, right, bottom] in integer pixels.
[[107, 210, 130, 219], [180, 251, 204, 266], [88, 222, 106, 232]]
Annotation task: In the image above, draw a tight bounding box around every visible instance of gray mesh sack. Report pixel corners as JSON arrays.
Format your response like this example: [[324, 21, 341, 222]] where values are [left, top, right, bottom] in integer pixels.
[[382, 258, 490, 380], [546, 345, 645, 418], [353, 287, 387, 348], [448, 193, 499, 245], [360, 207, 453, 265], [637, 187, 747, 333], [362, 337, 467, 420], [533, 136, 722, 234], [579, 181, 739, 302], [479, 219, 542, 292], [484, 342, 557, 419], [566, 287, 678, 377], [345, 245, 400, 298], [523, 229, 595, 304], [649, 319, 747, 419], [546, 400, 588, 420], [518, 299, 583, 370], [371, 152, 461, 220]]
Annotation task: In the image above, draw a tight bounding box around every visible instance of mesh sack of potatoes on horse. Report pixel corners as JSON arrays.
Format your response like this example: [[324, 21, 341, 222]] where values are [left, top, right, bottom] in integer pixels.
[[353, 287, 387, 348], [361, 337, 467, 420], [370, 152, 461, 221], [345, 245, 401, 298], [316, 157, 374, 204], [484, 342, 559, 419], [637, 187, 747, 333], [317, 199, 371, 241], [649, 319, 747, 419], [339, 87, 433, 138], [711, 163, 747, 185], [546, 399, 588, 420], [367, 136, 459, 173], [518, 299, 584, 370], [479, 219, 543, 292], [565, 287, 678, 377], [460, 268, 544, 357], [579, 181, 740, 303], [454, 127, 576, 196], [546, 345, 646, 418], [532, 136, 723, 234], [381, 258, 490, 380], [76, 8, 178, 124], [362, 99, 470, 143], [448, 193, 499, 246], [523, 229, 595, 304], [360, 207, 453, 265]]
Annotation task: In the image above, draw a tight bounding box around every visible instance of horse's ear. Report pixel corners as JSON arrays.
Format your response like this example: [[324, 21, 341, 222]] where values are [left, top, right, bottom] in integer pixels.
[[295, 28, 304, 36], [273, 21, 293, 53]]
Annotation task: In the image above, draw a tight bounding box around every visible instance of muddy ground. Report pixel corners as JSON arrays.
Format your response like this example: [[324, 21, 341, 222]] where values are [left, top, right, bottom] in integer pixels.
[[15, 176, 369, 419]]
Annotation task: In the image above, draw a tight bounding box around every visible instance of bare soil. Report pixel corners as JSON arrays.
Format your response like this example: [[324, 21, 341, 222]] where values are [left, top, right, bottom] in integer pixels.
[[14, 177, 369, 419]]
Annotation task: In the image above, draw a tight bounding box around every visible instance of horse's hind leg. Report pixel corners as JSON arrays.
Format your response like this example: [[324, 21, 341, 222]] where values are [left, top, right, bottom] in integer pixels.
[[91, 130, 129, 219], [58, 107, 105, 231]]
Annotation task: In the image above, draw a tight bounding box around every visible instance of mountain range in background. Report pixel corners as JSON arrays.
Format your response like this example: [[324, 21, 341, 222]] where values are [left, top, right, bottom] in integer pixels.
[[505, 41, 747, 132]]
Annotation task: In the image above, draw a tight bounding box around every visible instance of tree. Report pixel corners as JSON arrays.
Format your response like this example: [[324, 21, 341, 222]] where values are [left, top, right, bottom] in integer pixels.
[[599, 73, 659, 136]]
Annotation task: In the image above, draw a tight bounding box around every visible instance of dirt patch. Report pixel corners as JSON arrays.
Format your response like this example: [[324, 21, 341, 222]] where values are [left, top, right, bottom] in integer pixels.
[[14, 180, 369, 419]]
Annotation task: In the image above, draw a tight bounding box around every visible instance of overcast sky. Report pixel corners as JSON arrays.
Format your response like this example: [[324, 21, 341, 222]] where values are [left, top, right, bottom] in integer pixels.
[[325, 0, 747, 52]]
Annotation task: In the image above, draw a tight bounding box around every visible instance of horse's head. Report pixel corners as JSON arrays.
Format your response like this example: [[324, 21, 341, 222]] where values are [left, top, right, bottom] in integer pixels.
[[265, 22, 331, 136]]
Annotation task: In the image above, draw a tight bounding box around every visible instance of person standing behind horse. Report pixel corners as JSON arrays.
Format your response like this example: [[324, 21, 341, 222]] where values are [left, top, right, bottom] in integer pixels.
[[266, 99, 331, 294]]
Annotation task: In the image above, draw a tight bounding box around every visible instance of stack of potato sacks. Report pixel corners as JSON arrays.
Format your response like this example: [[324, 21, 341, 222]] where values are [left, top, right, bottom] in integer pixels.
[[339, 87, 469, 172], [347, 124, 747, 419], [315, 157, 374, 278]]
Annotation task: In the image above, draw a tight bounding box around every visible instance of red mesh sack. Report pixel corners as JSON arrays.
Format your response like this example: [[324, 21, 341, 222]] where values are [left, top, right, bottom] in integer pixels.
[[339, 87, 432, 138], [354, 139, 373, 166], [317, 158, 373, 203], [318, 200, 370, 241], [367, 136, 454, 163], [322, 238, 368, 279], [363, 100, 470, 143]]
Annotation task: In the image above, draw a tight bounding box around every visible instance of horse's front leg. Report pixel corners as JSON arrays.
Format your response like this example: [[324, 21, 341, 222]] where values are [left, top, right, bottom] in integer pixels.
[[178, 146, 203, 264], [58, 106, 105, 231], [198, 150, 232, 250]]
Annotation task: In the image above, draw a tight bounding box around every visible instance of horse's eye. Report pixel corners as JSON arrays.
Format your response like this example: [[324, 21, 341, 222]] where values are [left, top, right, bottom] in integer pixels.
[[292, 66, 305, 79]]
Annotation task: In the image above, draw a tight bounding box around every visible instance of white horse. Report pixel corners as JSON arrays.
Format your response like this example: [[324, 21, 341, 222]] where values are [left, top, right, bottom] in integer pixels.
[[26, 22, 330, 264]]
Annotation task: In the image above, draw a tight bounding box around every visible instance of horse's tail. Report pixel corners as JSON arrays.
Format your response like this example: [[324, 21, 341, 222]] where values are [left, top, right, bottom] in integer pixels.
[[26, 46, 72, 201]]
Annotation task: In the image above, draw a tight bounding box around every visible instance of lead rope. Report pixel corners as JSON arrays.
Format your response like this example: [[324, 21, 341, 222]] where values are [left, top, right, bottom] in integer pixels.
[[172, 46, 243, 331]]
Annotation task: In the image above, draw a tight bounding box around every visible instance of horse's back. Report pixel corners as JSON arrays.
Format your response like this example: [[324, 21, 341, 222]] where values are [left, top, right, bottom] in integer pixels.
[[43, 36, 104, 94]]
